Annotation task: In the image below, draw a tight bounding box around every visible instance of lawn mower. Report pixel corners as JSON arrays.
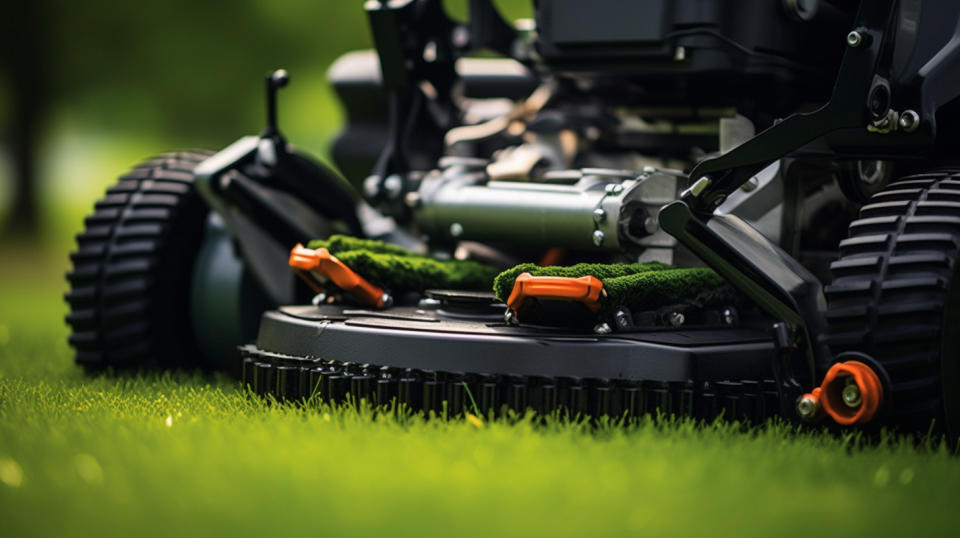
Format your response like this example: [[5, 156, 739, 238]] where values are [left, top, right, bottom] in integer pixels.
[[66, 0, 960, 436]]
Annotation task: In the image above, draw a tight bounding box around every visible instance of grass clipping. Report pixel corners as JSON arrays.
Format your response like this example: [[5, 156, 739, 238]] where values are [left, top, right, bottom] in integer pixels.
[[494, 262, 730, 314], [306, 235, 499, 293], [306, 236, 732, 313]]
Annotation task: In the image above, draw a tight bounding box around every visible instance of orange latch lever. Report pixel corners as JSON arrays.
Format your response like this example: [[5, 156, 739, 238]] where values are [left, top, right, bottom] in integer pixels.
[[288, 244, 390, 308], [506, 272, 605, 314]]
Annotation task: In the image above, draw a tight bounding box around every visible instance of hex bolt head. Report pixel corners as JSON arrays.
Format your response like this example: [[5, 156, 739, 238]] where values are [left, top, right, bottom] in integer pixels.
[[842, 380, 863, 408], [450, 222, 464, 238], [797, 395, 820, 420], [846, 31, 863, 47], [898, 110, 920, 132], [592, 230, 605, 246], [592, 208, 607, 223]]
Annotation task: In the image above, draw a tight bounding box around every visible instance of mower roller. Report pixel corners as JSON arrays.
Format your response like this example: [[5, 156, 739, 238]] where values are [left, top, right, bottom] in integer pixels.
[[66, 0, 960, 436]]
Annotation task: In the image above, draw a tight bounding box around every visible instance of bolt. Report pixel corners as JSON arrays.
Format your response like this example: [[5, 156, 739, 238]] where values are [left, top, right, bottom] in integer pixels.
[[797, 394, 820, 420], [594, 323, 612, 335], [846, 30, 863, 47], [614, 308, 633, 329], [504, 309, 519, 325], [842, 379, 863, 408], [605, 183, 624, 195], [363, 175, 381, 198], [592, 230, 605, 246], [870, 110, 898, 133], [592, 208, 607, 223], [899, 110, 920, 132], [643, 216, 659, 235], [642, 165, 657, 175], [722, 308, 737, 325], [380, 293, 394, 309], [668, 311, 685, 327], [311, 293, 327, 306], [450, 222, 464, 238], [383, 174, 403, 198]]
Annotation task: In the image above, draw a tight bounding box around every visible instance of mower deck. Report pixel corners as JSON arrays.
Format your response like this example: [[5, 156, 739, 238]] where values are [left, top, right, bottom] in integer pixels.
[[243, 292, 784, 421]]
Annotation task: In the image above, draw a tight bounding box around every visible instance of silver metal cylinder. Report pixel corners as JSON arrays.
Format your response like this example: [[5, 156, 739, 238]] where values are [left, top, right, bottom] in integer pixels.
[[418, 181, 621, 249]]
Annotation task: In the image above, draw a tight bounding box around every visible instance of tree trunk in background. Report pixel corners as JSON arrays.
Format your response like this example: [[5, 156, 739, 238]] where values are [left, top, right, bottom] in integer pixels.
[[2, 1, 46, 239]]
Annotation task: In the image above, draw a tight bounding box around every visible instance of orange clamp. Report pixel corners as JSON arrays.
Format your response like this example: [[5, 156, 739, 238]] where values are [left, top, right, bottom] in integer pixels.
[[506, 272, 605, 314], [288, 244, 388, 308], [802, 360, 884, 426]]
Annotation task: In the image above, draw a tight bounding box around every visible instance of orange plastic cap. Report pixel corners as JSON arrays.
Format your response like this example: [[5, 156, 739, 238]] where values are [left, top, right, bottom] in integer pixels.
[[506, 272, 605, 314], [817, 360, 884, 426]]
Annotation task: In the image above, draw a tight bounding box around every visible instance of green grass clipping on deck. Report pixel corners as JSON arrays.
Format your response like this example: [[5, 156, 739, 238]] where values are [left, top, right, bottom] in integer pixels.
[[306, 237, 731, 313], [307, 235, 500, 292], [494, 262, 729, 313]]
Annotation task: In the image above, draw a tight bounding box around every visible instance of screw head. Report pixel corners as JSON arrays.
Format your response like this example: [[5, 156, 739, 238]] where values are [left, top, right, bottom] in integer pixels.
[[846, 31, 863, 47], [592, 230, 605, 246], [898, 110, 920, 132], [380, 293, 394, 309], [592, 208, 607, 223], [797, 395, 820, 420], [842, 380, 863, 408], [450, 222, 464, 238]]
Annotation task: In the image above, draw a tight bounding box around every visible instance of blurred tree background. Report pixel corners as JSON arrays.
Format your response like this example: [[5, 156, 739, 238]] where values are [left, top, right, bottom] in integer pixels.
[[0, 0, 531, 247]]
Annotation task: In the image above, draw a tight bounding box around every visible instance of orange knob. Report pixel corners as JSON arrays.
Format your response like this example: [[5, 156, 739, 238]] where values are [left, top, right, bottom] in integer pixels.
[[807, 360, 884, 426]]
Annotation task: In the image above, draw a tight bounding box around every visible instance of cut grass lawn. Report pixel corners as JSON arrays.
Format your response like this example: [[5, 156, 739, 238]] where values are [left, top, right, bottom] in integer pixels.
[[2, 245, 960, 538]]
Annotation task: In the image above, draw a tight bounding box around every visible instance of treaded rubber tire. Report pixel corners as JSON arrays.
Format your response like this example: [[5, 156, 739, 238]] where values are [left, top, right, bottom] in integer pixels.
[[65, 150, 214, 369], [825, 168, 960, 434]]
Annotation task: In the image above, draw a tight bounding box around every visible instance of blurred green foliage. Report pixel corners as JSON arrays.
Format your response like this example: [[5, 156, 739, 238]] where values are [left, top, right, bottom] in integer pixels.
[[0, 0, 532, 240]]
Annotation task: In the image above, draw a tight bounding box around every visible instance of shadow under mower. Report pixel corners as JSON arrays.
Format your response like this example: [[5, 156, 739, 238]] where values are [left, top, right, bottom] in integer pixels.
[[66, 0, 960, 436]]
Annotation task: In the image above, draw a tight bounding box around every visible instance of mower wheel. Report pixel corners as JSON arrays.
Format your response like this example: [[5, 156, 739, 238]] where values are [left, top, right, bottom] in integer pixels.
[[825, 168, 960, 435], [66, 150, 213, 369]]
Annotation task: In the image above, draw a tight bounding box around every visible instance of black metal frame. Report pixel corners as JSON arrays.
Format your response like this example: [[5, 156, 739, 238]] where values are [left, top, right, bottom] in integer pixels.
[[659, 0, 960, 395]]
